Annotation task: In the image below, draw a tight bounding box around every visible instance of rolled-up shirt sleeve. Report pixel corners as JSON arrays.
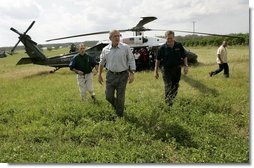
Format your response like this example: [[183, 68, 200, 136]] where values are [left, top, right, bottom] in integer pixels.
[[69, 56, 76, 70], [99, 49, 106, 66], [156, 46, 163, 61], [180, 44, 186, 59], [127, 46, 136, 71]]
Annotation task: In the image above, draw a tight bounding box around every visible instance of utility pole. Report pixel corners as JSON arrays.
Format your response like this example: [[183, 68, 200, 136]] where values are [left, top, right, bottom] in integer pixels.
[[192, 21, 196, 34]]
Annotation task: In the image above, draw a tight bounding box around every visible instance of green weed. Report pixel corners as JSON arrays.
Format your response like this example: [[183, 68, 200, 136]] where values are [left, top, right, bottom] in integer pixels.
[[0, 46, 249, 163]]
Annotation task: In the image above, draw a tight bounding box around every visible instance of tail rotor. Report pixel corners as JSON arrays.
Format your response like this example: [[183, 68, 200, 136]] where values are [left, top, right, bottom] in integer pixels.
[[10, 21, 35, 54]]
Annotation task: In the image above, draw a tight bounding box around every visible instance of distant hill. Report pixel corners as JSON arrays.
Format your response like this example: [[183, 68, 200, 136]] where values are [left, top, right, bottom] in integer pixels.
[[0, 41, 99, 51]]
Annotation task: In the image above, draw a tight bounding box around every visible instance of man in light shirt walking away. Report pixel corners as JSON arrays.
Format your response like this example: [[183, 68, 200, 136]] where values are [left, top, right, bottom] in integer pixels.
[[98, 30, 136, 118], [209, 41, 229, 78]]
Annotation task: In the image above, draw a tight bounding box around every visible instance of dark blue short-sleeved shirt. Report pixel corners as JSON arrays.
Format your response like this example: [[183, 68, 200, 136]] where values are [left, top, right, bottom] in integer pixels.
[[156, 42, 186, 69]]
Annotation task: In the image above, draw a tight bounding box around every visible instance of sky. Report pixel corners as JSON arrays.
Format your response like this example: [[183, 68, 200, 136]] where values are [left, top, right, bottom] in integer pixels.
[[0, 0, 250, 47]]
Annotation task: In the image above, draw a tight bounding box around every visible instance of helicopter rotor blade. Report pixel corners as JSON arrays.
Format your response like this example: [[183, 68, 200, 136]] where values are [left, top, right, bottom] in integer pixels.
[[135, 16, 157, 28], [46, 31, 110, 42], [10, 39, 21, 53], [45, 15, 242, 43], [46, 29, 131, 42], [24, 21, 35, 35], [150, 29, 243, 39], [10, 27, 22, 36], [46, 17, 157, 42]]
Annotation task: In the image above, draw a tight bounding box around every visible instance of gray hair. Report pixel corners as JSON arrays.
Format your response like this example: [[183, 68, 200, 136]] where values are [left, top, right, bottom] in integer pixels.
[[79, 43, 85, 48], [109, 29, 120, 38], [165, 30, 175, 37]]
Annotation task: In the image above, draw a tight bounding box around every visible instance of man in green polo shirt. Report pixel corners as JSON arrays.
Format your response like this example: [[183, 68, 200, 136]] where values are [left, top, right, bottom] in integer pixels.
[[69, 43, 98, 103]]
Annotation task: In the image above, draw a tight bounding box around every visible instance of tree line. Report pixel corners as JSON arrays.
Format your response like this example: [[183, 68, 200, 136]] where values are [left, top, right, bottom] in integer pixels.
[[174, 33, 249, 47]]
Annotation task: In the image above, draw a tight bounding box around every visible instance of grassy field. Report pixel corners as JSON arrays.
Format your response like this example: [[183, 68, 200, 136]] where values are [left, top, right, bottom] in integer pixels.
[[0, 46, 249, 163]]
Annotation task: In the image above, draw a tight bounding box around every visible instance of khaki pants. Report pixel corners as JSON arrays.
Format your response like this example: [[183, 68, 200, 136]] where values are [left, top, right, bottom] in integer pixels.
[[77, 73, 95, 101]]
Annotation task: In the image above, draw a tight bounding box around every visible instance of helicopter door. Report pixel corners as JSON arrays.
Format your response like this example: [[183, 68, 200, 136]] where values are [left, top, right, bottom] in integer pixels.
[[133, 37, 143, 44]]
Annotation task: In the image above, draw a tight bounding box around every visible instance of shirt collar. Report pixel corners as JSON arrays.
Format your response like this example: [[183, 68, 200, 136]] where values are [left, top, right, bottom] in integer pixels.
[[109, 42, 123, 49], [165, 41, 176, 48], [79, 53, 87, 57]]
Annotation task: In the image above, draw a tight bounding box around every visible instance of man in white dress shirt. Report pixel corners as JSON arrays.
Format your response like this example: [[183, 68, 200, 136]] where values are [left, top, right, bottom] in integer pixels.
[[98, 30, 136, 117]]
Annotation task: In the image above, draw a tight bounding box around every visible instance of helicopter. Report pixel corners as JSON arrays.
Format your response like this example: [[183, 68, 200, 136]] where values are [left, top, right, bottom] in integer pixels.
[[0, 50, 7, 58], [0, 49, 14, 58], [10, 17, 241, 73], [10, 21, 78, 73]]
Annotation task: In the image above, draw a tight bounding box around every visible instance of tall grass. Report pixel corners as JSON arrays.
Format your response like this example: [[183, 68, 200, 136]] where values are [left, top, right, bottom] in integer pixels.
[[0, 46, 249, 163]]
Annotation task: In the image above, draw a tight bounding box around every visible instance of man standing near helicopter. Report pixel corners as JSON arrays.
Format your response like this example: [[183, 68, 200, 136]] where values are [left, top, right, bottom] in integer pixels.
[[154, 30, 188, 106], [69, 43, 98, 103], [98, 30, 136, 118]]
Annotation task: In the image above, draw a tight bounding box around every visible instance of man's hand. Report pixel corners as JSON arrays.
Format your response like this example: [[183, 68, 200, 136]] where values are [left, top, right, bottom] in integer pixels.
[[183, 66, 188, 75], [92, 69, 98, 76], [128, 72, 135, 84], [77, 70, 83, 75], [98, 74, 103, 85], [154, 71, 159, 79]]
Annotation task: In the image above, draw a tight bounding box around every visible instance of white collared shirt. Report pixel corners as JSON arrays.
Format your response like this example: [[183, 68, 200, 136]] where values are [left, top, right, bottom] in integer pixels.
[[99, 42, 136, 72]]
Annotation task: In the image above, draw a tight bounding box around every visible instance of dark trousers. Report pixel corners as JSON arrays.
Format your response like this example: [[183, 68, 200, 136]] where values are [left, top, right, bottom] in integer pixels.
[[213, 63, 229, 76], [162, 66, 181, 106], [105, 71, 129, 117]]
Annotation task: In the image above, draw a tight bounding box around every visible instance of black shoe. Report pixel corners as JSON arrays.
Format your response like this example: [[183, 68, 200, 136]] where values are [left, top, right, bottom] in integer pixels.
[[109, 114, 117, 122], [91, 95, 97, 104], [168, 102, 173, 107], [165, 100, 173, 107], [224, 74, 229, 78], [209, 72, 214, 77]]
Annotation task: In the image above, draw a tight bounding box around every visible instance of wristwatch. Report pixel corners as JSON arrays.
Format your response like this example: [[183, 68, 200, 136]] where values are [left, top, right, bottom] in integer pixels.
[[129, 70, 135, 74]]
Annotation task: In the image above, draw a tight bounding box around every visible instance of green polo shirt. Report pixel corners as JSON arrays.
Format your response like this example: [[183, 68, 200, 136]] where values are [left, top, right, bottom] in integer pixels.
[[70, 53, 93, 74]]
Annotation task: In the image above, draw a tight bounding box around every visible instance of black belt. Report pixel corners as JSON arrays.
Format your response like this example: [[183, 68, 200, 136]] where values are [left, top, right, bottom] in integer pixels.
[[108, 70, 128, 75]]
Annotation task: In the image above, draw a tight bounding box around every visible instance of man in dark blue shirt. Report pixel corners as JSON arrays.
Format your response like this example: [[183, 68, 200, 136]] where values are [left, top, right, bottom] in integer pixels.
[[69, 43, 98, 103], [154, 31, 188, 106]]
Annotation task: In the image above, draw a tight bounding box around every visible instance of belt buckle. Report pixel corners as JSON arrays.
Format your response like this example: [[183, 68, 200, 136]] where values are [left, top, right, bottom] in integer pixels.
[[110, 70, 126, 75], [111, 71, 119, 75]]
